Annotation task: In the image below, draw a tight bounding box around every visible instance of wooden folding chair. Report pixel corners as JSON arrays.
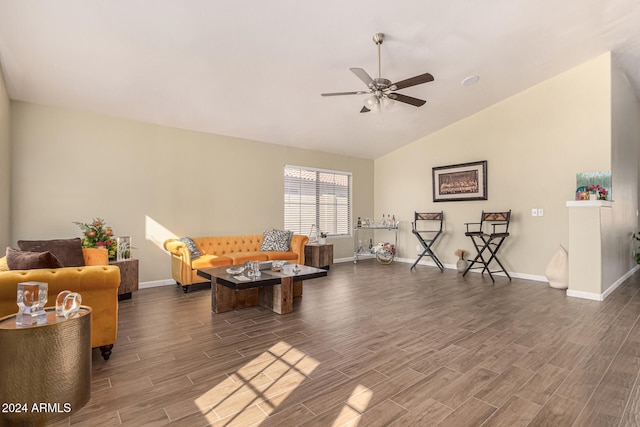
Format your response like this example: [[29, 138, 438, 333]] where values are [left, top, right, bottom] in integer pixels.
[[411, 211, 444, 272], [463, 210, 512, 283]]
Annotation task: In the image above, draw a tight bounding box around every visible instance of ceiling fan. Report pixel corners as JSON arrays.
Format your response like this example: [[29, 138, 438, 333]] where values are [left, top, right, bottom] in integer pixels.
[[321, 33, 434, 113]]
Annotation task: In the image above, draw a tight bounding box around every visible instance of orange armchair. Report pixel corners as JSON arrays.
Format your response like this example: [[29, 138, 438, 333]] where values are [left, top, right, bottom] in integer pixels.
[[0, 248, 120, 360]]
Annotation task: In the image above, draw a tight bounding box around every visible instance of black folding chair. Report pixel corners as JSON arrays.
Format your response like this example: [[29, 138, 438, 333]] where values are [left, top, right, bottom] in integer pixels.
[[411, 211, 444, 272], [463, 210, 512, 283]]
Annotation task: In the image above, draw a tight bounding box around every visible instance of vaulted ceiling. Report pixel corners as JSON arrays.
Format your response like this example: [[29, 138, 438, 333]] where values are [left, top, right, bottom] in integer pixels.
[[0, 1, 639, 159]]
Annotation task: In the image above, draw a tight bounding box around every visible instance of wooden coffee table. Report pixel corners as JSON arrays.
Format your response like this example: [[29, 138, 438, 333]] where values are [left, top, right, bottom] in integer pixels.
[[197, 263, 327, 314]]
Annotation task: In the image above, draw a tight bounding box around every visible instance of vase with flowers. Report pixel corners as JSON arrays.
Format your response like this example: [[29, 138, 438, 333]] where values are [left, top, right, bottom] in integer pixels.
[[586, 184, 608, 200], [73, 218, 117, 260], [318, 232, 328, 245]]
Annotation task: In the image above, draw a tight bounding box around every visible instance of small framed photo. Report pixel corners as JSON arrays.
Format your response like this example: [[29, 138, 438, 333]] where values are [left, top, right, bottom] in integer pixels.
[[432, 160, 487, 202]]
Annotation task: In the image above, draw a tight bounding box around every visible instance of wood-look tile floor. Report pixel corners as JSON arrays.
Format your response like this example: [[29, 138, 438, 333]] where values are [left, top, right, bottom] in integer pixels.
[[51, 260, 640, 426]]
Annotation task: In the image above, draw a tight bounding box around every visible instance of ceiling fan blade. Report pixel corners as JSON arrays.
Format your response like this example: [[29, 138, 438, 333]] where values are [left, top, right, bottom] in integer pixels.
[[350, 67, 375, 87], [391, 72, 434, 90], [321, 91, 369, 97], [360, 106, 371, 113], [388, 93, 426, 107]]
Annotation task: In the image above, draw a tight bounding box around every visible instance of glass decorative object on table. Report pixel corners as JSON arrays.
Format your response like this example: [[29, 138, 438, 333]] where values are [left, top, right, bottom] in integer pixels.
[[247, 261, 261, 278], [271, 260, 286, 272], [226, 264, 246, 275], [117, 236, 131, 261], [16, 282, 48, 327], [56, 290, 72, 317], [61, 293, 82, 319]]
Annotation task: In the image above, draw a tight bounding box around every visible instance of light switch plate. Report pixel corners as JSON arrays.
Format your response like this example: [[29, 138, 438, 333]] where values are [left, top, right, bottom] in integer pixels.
[[532, 208, 538, 217]]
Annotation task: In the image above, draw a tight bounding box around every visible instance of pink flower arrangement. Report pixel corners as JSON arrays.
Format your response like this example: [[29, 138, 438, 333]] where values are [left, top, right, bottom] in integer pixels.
[[73, 218, 117, 260], [587, 184, 607, 199]]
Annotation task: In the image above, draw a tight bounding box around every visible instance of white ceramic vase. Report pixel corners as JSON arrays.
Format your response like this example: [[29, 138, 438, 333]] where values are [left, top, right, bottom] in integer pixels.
[[456, 259, 468, 273], [546, 245, 569, 289]]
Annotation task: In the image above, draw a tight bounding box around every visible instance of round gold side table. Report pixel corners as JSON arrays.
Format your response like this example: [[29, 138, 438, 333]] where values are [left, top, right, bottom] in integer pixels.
[[0, 306, 91, 426]]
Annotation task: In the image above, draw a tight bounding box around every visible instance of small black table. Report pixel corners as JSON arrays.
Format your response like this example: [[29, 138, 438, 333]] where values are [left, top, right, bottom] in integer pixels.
[[198, 263, 327, 314]]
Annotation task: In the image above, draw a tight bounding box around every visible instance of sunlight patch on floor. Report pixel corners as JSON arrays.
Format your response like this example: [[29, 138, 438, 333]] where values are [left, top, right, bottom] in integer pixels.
[[328, 384, 374, 426], [194, 340, 319, 424]]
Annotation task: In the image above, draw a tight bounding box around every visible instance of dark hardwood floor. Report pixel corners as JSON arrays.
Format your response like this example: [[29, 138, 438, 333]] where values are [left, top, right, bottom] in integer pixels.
[[51, 260, 640, 426]]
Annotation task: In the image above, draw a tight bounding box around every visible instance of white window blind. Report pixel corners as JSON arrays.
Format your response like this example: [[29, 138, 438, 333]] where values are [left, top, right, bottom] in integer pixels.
[[284, 165, 352, 237]]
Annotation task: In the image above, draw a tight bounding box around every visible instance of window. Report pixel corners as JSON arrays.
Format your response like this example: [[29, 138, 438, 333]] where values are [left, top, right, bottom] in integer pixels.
[[284, 165, 352, 237]]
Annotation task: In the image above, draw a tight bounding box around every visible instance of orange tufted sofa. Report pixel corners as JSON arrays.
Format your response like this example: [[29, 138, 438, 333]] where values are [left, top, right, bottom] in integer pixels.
[[163, 234, 309, 292], [0, 248, 120, 360]]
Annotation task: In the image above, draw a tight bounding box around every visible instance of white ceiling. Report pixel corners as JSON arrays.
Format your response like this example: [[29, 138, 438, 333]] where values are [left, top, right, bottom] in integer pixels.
[[0, 1, 639, 159]]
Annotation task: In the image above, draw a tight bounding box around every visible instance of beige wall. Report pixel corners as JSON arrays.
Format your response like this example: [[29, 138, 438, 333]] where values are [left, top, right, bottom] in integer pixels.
[[604, 55, 640, 292], [374, 53, 615, 279], [10, 102, 374, 282], [0, 65, 9, 250], [7, 51, 638, 289]]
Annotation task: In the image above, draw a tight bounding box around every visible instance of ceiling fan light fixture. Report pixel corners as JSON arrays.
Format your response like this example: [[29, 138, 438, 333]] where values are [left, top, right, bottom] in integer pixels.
[[365, 96, 380, 108], [381, 97, 395, 109], [363, 96, 382, 113], [322, 32, 433, 113]]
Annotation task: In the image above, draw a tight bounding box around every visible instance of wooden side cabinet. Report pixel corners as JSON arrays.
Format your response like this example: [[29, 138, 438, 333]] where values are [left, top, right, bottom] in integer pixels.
[[109, 258, 139, 300], [304, 243, 333, 270]]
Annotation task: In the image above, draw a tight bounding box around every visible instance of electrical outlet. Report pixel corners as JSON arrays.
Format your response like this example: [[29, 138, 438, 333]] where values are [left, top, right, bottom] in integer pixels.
[[416, 244, 422, 253], [532, 208, 538, 217], [538, 208, 544, 217]]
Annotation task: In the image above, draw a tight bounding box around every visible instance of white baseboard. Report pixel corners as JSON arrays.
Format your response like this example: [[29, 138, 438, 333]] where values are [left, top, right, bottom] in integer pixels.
[[337, 255, 548, 282], [335, 256, 370, 263], [569, 264, 640, 301], [504, 271, 548, 282], [142, 264, 639, 299], [139, 279, 175, 289], [356, 256, 550, 283], [565, 289, 604, 301], [395, 256, 453, 271]]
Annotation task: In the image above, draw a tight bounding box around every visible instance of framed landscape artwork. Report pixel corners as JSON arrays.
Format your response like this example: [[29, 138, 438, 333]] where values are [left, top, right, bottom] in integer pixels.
[[432, 160, 487, 202]]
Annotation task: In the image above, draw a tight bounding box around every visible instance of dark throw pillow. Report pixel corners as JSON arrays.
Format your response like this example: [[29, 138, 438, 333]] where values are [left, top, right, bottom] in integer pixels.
[[6, 247, 64, 270], [178, 237, 202, 260], [260, 229, 293, 252], [17, 238, 85, 267]]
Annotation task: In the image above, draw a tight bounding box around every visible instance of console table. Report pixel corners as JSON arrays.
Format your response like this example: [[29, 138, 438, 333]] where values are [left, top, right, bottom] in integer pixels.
[[109, 258, 139, 300], [0, 307, 91, 425]]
